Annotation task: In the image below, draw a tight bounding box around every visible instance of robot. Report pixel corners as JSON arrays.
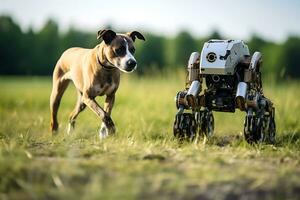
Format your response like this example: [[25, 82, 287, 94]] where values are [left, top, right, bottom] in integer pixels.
[[173, 40, 276, 144]]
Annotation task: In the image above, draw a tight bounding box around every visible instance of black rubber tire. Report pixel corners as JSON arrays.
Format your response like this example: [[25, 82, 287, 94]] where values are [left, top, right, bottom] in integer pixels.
[[244, 115, 263, 143], [264, 108, 276, 144], [199, 110, 214, 138], [173, 113, 198, 141]]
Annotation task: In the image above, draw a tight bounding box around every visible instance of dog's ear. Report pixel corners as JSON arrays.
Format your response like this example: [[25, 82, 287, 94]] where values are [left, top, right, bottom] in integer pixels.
[[127, 31, 145, 42], [97, 29, 116, 44]]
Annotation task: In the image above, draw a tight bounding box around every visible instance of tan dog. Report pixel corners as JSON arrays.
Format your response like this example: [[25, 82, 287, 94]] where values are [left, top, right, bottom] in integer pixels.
[[50, 29, 145, 138]]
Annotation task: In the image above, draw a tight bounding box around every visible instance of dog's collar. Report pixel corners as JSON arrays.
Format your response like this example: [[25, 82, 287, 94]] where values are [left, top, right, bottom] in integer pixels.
[[96, 47, 116, 71]]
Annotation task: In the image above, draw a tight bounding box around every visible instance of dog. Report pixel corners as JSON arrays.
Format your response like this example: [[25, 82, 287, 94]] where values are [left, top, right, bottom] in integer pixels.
[[50, 29, 145, 138]]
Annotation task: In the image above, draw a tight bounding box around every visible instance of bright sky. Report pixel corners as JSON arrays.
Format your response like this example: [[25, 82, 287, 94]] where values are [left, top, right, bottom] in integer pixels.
[[1, 0, 299, 42]]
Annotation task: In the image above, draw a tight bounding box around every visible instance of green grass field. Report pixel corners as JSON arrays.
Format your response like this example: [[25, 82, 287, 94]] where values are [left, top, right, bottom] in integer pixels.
[[0, 75, 300, 200]]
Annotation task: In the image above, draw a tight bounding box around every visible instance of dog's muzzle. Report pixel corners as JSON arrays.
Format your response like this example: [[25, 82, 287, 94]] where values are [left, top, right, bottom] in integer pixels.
[[124, 59, 137, 72]]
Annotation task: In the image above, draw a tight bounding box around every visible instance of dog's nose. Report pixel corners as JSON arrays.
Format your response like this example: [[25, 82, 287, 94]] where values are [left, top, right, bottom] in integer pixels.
[[126, 59, 136, 69]]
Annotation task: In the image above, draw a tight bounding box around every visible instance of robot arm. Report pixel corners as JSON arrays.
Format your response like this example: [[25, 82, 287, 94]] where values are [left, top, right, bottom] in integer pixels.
[[250, 52, 262, 71], [175, 52, 203, 113], [187, 52, 201, 82], [186, 52, 203, 108]]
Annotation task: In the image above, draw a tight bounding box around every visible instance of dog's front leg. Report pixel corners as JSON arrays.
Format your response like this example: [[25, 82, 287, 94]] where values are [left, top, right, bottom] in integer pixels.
[[99, 94, 116, 138], [104, 94, 115, 115], [82, 94, 115, 138]]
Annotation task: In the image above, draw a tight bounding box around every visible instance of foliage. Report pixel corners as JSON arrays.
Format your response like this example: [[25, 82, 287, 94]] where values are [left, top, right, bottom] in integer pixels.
[[173, 31, 198, 67], [279, 37, 300, 78], [135, 33, 166, 74], [0, 16, 23, 75], [0, 15, 300, 78]]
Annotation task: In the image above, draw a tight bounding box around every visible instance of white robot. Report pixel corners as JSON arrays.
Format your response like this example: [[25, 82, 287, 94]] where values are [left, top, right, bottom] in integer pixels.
[[173, 40, 276, 143]]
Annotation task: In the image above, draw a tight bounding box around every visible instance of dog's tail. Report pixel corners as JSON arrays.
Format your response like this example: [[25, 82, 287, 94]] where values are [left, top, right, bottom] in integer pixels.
[[50, 61, 70, 133]]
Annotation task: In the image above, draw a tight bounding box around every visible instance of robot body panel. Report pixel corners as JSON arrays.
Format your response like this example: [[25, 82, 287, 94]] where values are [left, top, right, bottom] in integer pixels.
[[200, 40, 250, 75]]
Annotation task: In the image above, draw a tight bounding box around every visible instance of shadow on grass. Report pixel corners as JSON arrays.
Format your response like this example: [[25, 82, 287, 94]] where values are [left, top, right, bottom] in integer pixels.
[[276, 131, 300, 147], [208, 134, 244, 147], [174, 131, 300, 148], [209, 132, 300, 148]]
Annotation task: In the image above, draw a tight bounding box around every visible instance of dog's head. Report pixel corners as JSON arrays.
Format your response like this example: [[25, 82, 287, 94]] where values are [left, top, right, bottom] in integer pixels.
[[97, 29, 145, 73]]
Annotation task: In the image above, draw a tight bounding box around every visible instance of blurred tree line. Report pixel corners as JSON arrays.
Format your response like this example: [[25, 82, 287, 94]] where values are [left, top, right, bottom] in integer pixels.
[[1, 15, 300, 78]]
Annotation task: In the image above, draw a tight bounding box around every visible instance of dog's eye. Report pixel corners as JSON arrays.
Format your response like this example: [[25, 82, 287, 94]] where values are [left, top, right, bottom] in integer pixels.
[[115, 46, 126, 56], [129, 48, 135, 54]]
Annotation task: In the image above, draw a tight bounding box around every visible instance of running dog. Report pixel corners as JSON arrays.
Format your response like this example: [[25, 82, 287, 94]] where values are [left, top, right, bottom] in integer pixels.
[[50, 29, 145, 138]]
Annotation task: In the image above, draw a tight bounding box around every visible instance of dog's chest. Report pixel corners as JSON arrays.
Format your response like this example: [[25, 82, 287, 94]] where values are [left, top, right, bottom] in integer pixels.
[[89, 69, 120, 97], [92, 82, 117, 96]]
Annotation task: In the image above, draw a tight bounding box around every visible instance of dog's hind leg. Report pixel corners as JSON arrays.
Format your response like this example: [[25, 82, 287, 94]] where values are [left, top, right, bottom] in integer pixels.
[[50, 66, 70, 133], [67, 91, 86, 134]]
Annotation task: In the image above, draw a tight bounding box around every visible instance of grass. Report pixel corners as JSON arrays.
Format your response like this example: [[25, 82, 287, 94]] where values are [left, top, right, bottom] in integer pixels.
[[0, 74, 300, 200]]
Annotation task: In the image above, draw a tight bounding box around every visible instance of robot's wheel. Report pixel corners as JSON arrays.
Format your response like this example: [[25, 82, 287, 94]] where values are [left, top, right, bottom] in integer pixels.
[[197, 109, 214, 138], [244, 115, 263, 143], [244, 108, 276, 144], [173, 113, 198, 141], [264, 107, 276, 144]]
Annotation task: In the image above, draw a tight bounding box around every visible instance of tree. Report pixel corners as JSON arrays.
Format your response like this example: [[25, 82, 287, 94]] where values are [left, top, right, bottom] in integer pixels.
[[280, 36, 300, 78], [248, 35, 267, 54], [61, 27, 96, 50], [135, 34, 166, 74], [173, 31, 198, 67], [19, 28, 38, 74], [258, 43, 281, 78], [0, 16, 23, 74], [207, 30, 222, 40], [35, 19, 60, 75]]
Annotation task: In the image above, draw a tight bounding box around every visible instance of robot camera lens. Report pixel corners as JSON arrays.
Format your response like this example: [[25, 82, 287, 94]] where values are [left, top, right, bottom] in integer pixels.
[[207, 52, 217, 63]]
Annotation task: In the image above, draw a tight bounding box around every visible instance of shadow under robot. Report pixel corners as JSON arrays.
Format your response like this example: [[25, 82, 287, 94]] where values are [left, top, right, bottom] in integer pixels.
[[173, 40, 276, 144]]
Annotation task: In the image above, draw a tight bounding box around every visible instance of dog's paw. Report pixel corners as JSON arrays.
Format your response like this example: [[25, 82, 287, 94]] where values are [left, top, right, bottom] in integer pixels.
[[67, 122, 75, 135], [99, 122, 109, 139], [103, 116, 116, 134]]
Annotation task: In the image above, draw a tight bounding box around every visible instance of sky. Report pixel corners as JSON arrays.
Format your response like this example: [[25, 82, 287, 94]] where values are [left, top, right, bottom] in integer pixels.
[[0, 0, 299, 42]]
